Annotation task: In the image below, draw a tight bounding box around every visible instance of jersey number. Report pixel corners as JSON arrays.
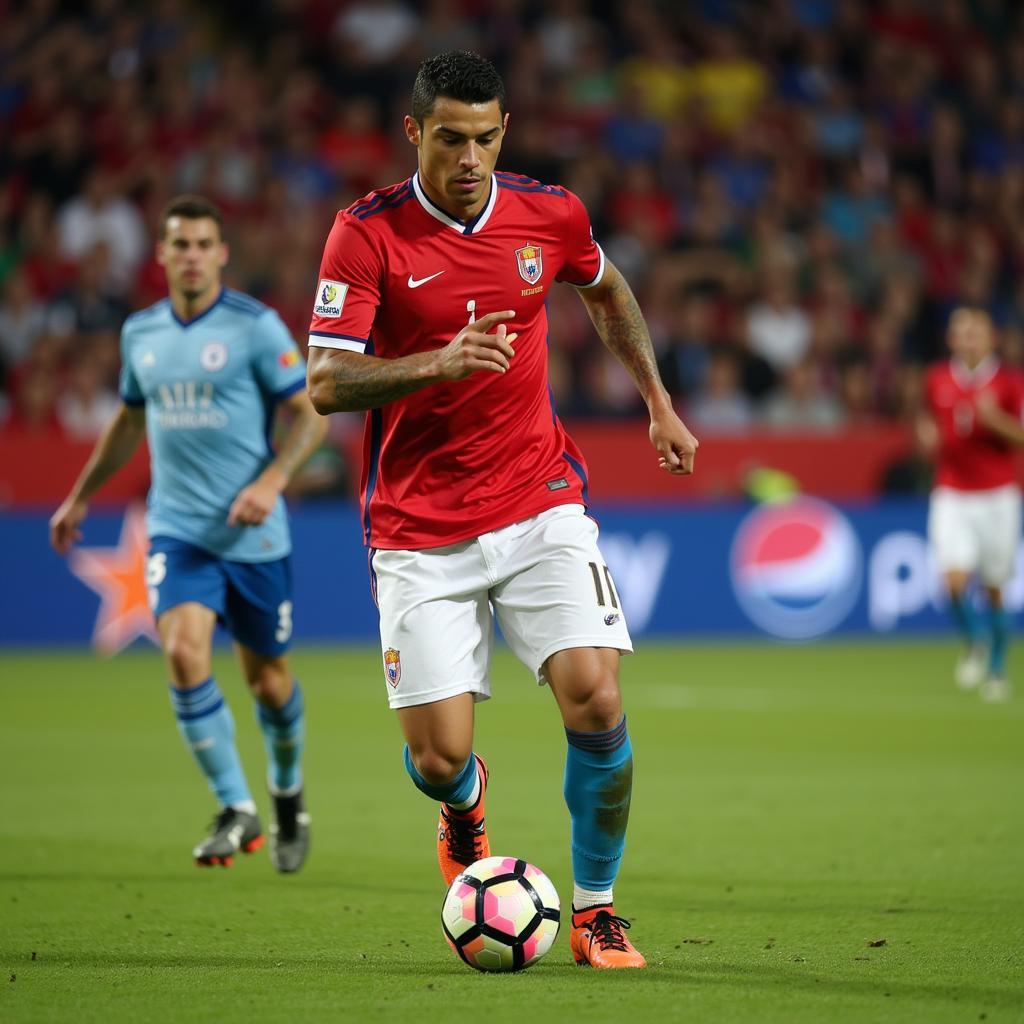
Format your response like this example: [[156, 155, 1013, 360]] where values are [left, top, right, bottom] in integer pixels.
[[275, 601, 293, 644], [588, 562, 619, 609], [146, 552, 168, 611]]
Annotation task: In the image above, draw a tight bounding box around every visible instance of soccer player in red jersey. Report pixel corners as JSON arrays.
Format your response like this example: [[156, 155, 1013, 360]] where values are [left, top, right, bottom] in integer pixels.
[[307, 51, 698, 968], [920, 306, 1024, 702]]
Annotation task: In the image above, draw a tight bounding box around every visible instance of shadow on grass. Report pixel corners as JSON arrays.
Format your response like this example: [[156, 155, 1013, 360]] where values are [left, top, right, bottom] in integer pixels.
[[0, 871, 424, 897], [5, 948, 1018, 1008]]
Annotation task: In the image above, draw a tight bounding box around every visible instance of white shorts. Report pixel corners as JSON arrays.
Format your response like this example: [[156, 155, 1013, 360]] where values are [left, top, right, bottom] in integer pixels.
[[928, 484, 1022, 586], [370, 504, 633, 709]]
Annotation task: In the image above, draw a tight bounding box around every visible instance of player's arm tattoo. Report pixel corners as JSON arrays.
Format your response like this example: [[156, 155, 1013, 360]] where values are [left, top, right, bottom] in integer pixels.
[[308, 349, 436, 412], [577, 262, 668, 407]]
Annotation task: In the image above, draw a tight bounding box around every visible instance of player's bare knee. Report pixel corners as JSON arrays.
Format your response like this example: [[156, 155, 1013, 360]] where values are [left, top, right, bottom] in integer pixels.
[[562, 675, 623, 732], [162, 632, 210, 685], [581, 685, 623, 732], [410, 747, 470, 786]]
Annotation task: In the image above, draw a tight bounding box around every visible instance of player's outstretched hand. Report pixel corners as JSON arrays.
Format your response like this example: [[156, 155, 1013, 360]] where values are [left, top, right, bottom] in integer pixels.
[[50, 498, 88, 555], [228, 468, 286, 527], [437, 310, 519, 381], [650, 407, 699, 476]]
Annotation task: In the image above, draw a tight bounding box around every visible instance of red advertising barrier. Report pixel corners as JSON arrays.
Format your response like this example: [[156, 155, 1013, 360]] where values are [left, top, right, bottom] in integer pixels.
[[0, 421, 918, 508], [567, 421, 916, 501], [0, 433, 151, 508]]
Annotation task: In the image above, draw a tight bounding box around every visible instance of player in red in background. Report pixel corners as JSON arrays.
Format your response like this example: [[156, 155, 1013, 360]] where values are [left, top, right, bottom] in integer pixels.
[[919, 306, 1024, 702], [306, 51, 697, 969]]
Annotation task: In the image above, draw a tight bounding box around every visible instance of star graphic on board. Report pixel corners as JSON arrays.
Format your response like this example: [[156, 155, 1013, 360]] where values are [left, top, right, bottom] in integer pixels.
[[68, 505, 158, 654]]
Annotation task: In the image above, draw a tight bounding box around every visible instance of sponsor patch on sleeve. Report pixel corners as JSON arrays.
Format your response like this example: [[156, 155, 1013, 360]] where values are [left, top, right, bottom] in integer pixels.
[[313, 279, 348, 318], [278, 348, 300, 368]]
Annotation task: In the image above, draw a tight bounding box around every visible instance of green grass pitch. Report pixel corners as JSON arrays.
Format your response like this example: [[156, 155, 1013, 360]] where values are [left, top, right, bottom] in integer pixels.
[[1, 641, 1022, 1023]]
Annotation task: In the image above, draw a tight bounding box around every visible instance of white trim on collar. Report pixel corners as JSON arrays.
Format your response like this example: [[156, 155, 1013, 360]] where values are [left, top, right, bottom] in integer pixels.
[[950, 354, 999, 389], [412, 172, 498, 235]]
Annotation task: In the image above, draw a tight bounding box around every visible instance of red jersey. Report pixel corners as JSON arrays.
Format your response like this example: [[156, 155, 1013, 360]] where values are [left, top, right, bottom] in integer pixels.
[[308, 172, 605, 549], [925, 357, 1024, 491]]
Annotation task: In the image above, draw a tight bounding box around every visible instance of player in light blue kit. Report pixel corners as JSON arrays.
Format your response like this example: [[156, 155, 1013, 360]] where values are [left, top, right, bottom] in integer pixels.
[[50, 196, 327, 872]]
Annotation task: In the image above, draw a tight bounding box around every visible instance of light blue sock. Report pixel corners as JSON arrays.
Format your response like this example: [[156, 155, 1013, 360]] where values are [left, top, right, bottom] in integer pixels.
[[403, 746, 478, 806], [256, 681, 305, 795], [988, 605, 1010, 676], [564, 717, 632, 892], [169, 678, 252, 807], [950, 593, 981, 647]]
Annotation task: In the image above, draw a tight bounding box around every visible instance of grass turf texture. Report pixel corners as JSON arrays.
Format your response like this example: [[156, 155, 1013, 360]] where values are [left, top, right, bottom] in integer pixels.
[[1, 642, 1022, 1024]]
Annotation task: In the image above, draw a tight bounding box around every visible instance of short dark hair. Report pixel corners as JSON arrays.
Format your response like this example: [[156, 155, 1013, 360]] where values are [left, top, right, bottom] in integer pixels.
[[411, 51, 505, 125], [949, 304, 993, 325], [159, 195, 224, 239]]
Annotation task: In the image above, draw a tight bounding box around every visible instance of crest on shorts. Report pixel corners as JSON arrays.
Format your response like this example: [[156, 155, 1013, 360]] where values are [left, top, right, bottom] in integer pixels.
[[200, 341, 228, 371], [384, 647, 402, 687], [515, 245, 543, 284]]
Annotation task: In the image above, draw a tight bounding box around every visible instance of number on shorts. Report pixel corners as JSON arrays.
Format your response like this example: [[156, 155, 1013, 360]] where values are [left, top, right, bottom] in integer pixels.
[[275, 600, 293, 644], [588, 562, 619, 609], [146, 552, 168, 587], [953, 401, 974, 436]]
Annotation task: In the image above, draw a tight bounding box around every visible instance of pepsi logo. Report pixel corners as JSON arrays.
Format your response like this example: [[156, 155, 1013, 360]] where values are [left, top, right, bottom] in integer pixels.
[[730, 497, 862, 640]]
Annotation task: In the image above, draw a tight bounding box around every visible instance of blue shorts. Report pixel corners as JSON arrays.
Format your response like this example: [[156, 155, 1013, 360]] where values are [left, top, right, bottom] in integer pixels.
[[147, 536, 294, 656]]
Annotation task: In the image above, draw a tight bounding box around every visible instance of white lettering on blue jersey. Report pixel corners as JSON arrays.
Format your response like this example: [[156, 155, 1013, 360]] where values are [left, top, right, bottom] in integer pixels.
[[119, 288, 306, 562]]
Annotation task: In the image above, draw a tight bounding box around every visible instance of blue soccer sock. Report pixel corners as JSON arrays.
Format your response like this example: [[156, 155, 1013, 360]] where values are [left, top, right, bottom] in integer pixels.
[[564, 717, 633, 898], [169, 678, 252, 808], [403, 746, 480, 809], [987, 605, 1010, 676], [256, 681, 305, 796], [950, 593, 982, 648]]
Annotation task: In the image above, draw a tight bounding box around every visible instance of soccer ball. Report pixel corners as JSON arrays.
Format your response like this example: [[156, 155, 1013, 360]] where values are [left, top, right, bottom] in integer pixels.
[[441, 856, 560, 972]]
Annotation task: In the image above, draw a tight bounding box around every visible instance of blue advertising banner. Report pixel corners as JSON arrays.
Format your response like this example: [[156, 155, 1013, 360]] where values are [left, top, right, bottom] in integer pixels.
[[2, 498, 1020, 649]]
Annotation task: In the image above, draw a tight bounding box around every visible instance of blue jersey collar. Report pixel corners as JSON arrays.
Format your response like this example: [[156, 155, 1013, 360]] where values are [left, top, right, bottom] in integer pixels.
[[171, 287, 226, 328]]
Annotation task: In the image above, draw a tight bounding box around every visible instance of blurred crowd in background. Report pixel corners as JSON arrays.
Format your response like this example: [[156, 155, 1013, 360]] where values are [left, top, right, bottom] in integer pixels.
[[4, 0, 1024, 488]]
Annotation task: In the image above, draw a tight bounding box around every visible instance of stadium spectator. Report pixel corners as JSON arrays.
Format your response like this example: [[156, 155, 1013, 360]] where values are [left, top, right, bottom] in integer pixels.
[[761, 357, 846, 431], [686, 347, 755, 432], [0, 269, 49, 371], [55, 347, 120, 441], [745, 270, 813, 374], [56, 168, 147, 296]]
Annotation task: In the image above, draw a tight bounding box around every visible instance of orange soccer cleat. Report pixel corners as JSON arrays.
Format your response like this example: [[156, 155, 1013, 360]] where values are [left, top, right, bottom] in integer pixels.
[[437, 755, 489, 885], [571, 905, 647, 969], [192, 807, 265, 867]]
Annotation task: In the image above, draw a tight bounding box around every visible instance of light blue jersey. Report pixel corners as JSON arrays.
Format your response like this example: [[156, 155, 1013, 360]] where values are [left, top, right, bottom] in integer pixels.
[[119, 288, 307, 562]]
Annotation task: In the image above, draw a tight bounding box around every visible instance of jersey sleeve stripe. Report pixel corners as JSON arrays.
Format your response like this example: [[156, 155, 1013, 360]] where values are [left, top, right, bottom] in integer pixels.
[[564, 244, 606, 289], [223, 288, 266, 313], [273, 379, 306, 401], [125, 299, 169, 324], [494, 173, 566, 196], [356, 190, 415, 220], [308, 333, 368, 353], [352, 181, 414, 220]]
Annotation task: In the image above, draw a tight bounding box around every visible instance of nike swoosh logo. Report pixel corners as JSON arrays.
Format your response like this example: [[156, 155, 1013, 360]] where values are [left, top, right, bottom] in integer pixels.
[[227, 825, 245, 850], [408, 271, 445, 288]]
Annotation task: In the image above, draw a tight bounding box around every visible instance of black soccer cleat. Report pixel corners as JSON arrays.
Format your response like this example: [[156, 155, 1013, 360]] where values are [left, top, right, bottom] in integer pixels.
[[269, 790, 311, 874], [193, 807, 265, 867]]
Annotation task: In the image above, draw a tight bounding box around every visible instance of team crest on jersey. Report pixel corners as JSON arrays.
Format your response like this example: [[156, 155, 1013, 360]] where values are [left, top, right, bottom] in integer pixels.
[[384, 647, 402, 687], [314, 279, 348, 318], [200, 341, 228, 371], [515, 245, 543, 285]]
